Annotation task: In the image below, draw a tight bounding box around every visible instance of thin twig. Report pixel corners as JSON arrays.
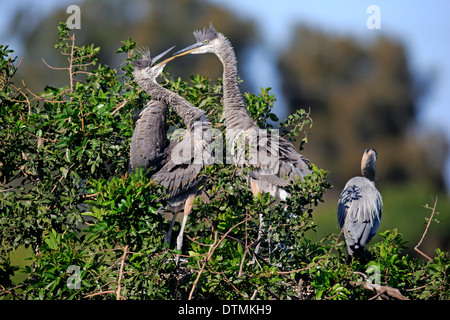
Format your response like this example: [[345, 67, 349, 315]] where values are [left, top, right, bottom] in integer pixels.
[[188, 232, 218, 300], [51, 175, 66, 193], [41, 57, 68, 70], [185, 235, 215, 248], [188, 216, 252, 300], [25, 131, 58, 143], [353, 271, 368, 281], [277, 228, 343, 275], [72, 70, 94, 76], [350, 281, 409, 300], [110, 99, 128, 116], [85, 290, 115, 298], [0, 284, 26, 296], [414, 196, 438, 261], [264, 286, 280, 300], [72, 61, 95, 69], [21, 79, 70, 104], [238, 215, 249, 277], [0, 57, 23, 91], [368, 288, 387, 300], [405, 278, 438, 292], [69, 34, 75, 93], [9, 82, 31, 115], [116, 245, 128, 300]]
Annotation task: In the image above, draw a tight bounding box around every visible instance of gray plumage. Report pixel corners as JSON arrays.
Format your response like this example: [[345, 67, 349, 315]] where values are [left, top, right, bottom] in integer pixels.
[[130, 47, 212, 255], [130, 100, 202, 204], [130, 101, 169, 174], [174, 24, 311, 201], [337, 148, 383, 256]]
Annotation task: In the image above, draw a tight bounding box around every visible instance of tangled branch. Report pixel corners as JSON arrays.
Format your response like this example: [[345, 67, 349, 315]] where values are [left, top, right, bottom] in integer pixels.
[[84, 245, 129, 300], [350, 281, 409, 300], [188, 215, 253, 300]]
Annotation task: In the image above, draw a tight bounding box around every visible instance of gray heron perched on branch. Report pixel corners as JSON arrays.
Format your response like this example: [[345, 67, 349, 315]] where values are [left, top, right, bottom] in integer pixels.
[[337, 148, 383, 256], [170, 24, 313, 255], [172, 23, 311, 201], [130, 47, 212, 257]]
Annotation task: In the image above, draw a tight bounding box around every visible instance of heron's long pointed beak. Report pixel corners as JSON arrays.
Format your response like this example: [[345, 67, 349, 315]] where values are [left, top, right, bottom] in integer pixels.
[[153, 55, 178, 67], [173, 42, 204, 56], [151, 46, 176, 67], [153, 43, 204, 67]]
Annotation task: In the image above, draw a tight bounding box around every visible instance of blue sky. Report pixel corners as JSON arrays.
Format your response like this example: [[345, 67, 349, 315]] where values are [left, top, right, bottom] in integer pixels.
[[1, 0, 450, 189]]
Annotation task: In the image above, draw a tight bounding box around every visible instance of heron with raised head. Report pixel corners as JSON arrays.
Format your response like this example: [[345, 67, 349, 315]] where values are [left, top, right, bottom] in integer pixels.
[[130, 47, 212, 257], [337, 148, 383, 256], [172, 24, 311, 202], [169, 24, 313, 254]]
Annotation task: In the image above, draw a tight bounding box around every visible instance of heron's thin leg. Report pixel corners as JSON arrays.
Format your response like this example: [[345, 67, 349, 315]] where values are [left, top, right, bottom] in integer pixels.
[[249, 178, 266, 262], [165, 213, 178, 245], [176, 193, 196, 265], [249, 177, 260, 198], [254, 213, 264, 255], [177, 214, 188, 252]]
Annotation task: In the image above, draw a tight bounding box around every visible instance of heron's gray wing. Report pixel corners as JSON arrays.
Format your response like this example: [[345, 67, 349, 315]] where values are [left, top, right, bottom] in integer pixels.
[[130, 101, 169, 174], [151, 132, 203, 200], [246, 134, 311, 187], [153, 161, 202, 199], [278, 136, 311, 181], [337, 177, 382, 253], [368, 190, 383, 240]]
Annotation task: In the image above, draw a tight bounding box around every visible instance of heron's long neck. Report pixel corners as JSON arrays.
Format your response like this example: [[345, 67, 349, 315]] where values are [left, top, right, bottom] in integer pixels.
[[137, 77, 205, 130], [362, 167, 376, 184], [217, 36, 256, 131]]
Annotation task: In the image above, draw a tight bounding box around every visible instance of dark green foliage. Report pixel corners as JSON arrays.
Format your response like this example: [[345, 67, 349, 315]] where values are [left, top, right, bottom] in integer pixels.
[[0, 24, 448, 300], [244, 87, 279, 128]]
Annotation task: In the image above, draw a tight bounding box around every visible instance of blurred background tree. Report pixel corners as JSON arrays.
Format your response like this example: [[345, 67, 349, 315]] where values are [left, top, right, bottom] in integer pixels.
[[8, 0, 256, 93], [2, 0, 449, 254], [278, 25, 447, 190]]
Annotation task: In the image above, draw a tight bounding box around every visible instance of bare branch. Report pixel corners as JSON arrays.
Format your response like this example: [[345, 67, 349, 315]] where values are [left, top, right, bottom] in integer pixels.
[[69, 34, 75, 93], [21, 79, 70, 104], [72, 70, 94, 76], [414, 196, 438, 261], [116, 245, 128, 300], [9, 82, 31, 115], [84, 290, 115, 298], [110, 99, 128, 116], [41, 57, 68, 70], [350, 281, 409, 300], [188, 216, 252, 300], [72, 61, 95, 68], [84, 246, 130, 300], [0, 57, 23, 91]]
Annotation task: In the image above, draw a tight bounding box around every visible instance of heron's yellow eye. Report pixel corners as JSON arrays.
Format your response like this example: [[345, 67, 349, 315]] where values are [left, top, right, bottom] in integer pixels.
[[205, 40, 209, 43]]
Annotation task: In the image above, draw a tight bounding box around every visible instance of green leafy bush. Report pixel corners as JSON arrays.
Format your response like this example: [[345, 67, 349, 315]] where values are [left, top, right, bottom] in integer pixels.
[[0, 23, 448, 300]]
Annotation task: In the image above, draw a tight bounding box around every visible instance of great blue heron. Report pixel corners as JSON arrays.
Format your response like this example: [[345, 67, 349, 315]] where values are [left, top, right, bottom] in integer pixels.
[[172, 23, 311, 201], [130, 47, 212, 256], [170, 24, 312, 255], [337, 148, 383, 256]]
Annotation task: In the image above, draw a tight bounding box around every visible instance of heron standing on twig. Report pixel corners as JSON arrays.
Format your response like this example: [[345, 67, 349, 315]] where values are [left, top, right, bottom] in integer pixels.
[[337, 148, 383, 256]]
